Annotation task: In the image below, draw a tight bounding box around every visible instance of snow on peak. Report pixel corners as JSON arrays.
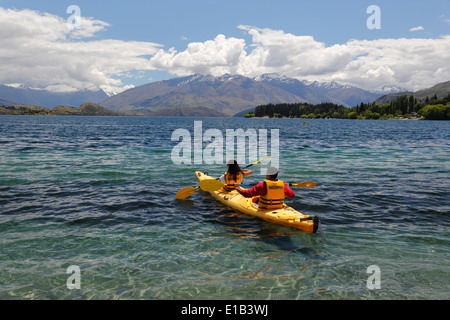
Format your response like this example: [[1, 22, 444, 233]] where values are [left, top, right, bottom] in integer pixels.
[[370, 85, 408, 94], [176, 73, 246, 86], [254, 73, 297, 84], [307, 81, 353, 90]]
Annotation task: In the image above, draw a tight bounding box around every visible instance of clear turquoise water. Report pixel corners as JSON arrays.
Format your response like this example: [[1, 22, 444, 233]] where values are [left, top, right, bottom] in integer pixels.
[[0, 116, 448, 299]]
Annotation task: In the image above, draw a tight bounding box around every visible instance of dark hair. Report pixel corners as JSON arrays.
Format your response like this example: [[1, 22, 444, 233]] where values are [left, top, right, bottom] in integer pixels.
[[227, 160, 242, 180]]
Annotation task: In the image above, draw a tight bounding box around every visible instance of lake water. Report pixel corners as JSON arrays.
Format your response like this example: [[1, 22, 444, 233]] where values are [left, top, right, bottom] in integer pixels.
[[0, 116, 448, 300]]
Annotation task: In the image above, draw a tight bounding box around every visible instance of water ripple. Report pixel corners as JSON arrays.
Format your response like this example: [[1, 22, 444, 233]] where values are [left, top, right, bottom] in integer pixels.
[[0, 116, 449, 299]]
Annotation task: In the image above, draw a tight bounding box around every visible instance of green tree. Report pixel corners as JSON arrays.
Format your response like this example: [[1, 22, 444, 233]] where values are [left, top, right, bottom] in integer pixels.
[[418, 104, 450, 120], [348, 111, 358, 119], [408, 95, 414, 114]]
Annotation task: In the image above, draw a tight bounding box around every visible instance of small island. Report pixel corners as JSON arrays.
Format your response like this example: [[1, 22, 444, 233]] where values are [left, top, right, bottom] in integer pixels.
[[0, 103, 124, 116]]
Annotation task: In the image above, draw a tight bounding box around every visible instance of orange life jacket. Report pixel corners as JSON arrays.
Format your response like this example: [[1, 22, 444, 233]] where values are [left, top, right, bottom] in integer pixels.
[[259, 179, 285, 209], [222, 172, 243, 191]]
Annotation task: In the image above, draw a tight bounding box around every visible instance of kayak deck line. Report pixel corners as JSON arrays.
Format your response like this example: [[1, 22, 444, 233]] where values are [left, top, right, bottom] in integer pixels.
[[195, 171, 319, 233]]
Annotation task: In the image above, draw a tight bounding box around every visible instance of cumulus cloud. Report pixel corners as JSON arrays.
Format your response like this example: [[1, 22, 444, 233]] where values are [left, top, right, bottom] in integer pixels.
[[150, 34, 247, 76], [0, 7, 162, 95], [150, 25, 450, 91], [409, 26, 424, 32], [235, 25, 360, 78]]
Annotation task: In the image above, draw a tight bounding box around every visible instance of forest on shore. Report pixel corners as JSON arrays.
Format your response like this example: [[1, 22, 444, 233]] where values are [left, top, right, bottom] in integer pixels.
[[247, 94, 450, 120]]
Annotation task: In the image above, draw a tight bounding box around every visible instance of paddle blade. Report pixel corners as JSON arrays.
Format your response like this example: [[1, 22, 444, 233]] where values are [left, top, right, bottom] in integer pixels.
[[291, 181, 317, 188], [242, 155, 273, 169], [200, 179, 225, 192], [176, 186, 198, 200]]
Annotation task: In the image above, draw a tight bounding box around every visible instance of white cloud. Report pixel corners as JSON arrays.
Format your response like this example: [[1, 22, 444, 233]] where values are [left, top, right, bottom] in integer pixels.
[[150, 25, 450, 91], [236, 26, 359, 77], [150, 34, 247, 76], [409, 26, 424, 32], [0, 7, 162, 95], [1, 7, 449, 94]]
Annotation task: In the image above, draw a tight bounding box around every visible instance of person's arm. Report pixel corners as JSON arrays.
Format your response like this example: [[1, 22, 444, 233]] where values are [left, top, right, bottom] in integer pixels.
[[218, 174, 226, 183], [234, 182, 266, 198], [284, 183, 295, 198], [241, 169, 252, 177]]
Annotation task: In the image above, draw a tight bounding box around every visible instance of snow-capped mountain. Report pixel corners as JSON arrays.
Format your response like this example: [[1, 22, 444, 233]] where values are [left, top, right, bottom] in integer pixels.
[[0, 85, 109, 108], [4, 71, 446, 116], [175, 73, 250, 86], [101, 73, 307, 116], [254, 73, 380, 107], [253, 73, 297, 84], [101, 73, 421, 116], [307, 80, 354, 90], [369, 85, 409, 95]]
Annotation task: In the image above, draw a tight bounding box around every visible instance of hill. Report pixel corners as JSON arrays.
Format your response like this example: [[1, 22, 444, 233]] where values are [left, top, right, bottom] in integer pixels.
[[149, 106, 227, 117], [414, 81, 450, 100], [374, 81, 450, 105], [374, 91, 414, 105], [0, 97, 17, 106], [0, 103, 123, 116]]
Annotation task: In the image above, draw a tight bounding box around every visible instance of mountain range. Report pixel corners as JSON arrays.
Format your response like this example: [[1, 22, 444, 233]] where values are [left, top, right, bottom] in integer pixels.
[[1, 74, 448, 117], [254, 74, 406, 107], [0, 85, 108, 108], [374, 80, 450, 105], [101, 74, 307, 116], [101, 73, 407, 116]]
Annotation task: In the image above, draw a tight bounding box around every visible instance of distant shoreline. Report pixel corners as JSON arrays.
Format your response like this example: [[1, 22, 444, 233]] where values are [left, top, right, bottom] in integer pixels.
[[0, 103, 123, 116], [0, 113, 434, 120], [247, 115, 424, 120], [1, 104, 445, 120]]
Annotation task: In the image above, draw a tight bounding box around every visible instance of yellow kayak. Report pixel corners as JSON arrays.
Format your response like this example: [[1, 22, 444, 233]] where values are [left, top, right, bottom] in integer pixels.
[[195, 171, 319, 233]]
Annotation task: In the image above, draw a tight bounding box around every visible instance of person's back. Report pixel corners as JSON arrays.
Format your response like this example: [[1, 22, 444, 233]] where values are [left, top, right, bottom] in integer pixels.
[[259, 178, 285, 209], [219, 160, 252, 192]]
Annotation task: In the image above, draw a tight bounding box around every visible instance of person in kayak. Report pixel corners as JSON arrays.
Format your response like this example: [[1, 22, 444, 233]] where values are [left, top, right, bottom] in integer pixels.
[[234, 167, 294, 209], [218, 159, 252, 192]]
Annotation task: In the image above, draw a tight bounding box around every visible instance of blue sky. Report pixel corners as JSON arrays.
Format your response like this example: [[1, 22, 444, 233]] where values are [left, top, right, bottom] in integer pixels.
[[0, 0, 449, 94]]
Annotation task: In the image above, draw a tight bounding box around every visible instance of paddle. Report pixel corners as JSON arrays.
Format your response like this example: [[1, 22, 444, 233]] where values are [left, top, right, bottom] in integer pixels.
[[200, 180, 317, 192], [175, 186, 199, 200], [241, 155, 273, 170], [175, 156, 273, 200], [290, 181, 317, 188]]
